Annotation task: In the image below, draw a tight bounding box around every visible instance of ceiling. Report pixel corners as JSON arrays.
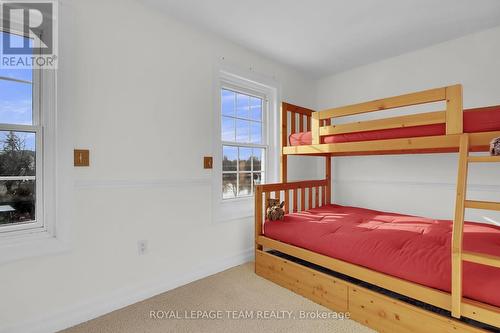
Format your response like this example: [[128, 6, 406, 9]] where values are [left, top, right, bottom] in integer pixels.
[[141, 0, 500, 78]]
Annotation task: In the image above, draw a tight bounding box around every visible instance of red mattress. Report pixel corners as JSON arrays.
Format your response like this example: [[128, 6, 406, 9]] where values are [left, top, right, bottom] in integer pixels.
[[264, 204, 500, 308], [289, 106, 500, 146]]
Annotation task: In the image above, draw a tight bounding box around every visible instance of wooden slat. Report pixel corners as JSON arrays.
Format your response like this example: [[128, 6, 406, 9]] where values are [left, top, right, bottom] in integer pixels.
[[307, 116, 311, 131], [319, 111, 446, 136], [293, 188, 298, 212], [322, 185, 326, 205], [315, 186, 320, 208], [446, 85, 463, 135], [463, 251, 500, 268], [451, 134, 469, 318], [257, 236, 451, 310], [318, 87, 447, 119], [469, 131, 500, 147], [284, 133, 461, 155], [300, 187, 306, 211], [468, 156, 500, 163], [274, 191, 280, 200], [284, 190, 289, 214], [308, 187, 312, 209], [465, 200, 500, 211], [290, 112, 296, 134], [264, 192, 270, 207], [299, 115, 305, 133], [283, 130, 500, 156]]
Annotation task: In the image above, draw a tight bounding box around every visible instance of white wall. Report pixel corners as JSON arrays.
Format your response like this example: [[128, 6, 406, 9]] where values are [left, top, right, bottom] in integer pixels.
[[317, 26, 500, 224], [0, 0, 317, 332]]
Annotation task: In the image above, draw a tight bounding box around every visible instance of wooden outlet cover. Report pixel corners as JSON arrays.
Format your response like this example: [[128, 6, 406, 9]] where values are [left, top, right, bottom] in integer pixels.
[[74, 149, 90, 167], [203, 156, 213, 169]]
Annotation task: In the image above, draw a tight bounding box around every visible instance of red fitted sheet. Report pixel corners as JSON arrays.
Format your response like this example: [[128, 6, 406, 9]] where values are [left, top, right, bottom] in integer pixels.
[[289, 106, 500, 146], [264, 204, 500, 308]]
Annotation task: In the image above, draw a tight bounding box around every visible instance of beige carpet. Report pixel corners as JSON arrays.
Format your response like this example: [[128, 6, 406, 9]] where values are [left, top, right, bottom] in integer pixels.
[[61, 262, 375, 333]]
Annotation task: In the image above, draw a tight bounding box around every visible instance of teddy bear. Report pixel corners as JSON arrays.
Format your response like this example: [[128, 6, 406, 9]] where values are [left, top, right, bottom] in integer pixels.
[[266, 198, 285, 221], [491, 137, 500, 156]]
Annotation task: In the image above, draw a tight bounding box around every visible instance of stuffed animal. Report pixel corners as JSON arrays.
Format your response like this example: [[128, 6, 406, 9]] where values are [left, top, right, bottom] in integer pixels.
[[266, 198, 285, 221], [491, 137, 500, 156]]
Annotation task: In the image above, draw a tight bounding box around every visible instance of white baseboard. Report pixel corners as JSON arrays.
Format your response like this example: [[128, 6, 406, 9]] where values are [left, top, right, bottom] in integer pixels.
[[1, 247, 254, 333]]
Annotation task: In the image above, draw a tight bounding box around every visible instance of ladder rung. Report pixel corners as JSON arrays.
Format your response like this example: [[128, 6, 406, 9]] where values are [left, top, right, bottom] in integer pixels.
[[468, 156, 500, 163], [464, 200, 500, 211], [463, 251, 500, 268]]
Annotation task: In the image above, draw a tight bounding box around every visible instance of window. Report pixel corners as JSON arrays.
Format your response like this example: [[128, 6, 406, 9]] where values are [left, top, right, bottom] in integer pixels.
[[221, 88, 266, 199], [0, 31, 41, 233]]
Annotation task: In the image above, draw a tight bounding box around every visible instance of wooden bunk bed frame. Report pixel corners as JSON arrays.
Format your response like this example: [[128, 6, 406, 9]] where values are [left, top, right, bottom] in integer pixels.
[[254, 84, 500, 332]]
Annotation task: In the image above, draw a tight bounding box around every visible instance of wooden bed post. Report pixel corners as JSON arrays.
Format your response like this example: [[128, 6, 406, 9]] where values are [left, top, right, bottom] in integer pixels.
[[325, 156, 332, 204], [311, 112, 320, 145], [451, 133, 469, 318], [446, 84, 463, 135], [281, 102, 288, 183]]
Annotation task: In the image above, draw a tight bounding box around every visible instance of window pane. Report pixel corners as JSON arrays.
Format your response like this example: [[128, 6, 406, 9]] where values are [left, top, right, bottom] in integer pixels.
[[250, 97, 262, 121], [221, 89, 235, 117], [0, 32, 33, 81], [222, 145, 237, 171], [221, 116, 235, 142], [252, 148, 264, 171], [0, 179, 35, 225], [0, 80, 33, 125], [222, 173, 237, 199], [253, 172, 263, 186], [235, 119, 250, 143], [236, 93, 250, 119], [239, 147, 252, 171], [238, 173, 252, 196], [0, 131, 36, 226], [250, 121, 262, 144], [0, 131, 36, 176]]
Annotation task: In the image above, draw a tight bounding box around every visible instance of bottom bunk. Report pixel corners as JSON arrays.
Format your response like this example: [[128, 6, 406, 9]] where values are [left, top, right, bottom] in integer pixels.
[[254, 181, 500, 331], [256, 249, 496, 333]]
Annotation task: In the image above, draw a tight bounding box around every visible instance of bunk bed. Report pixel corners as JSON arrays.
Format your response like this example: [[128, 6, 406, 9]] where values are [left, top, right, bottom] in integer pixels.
[[254, 84, 500, 332]]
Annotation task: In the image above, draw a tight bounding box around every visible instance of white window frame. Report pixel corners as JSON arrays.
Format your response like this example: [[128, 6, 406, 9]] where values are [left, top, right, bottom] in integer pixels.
[[212, 67, 279, 223], [0, 29, 44, 235], [0, 16, 67, 264], [221, 83, 268, 200]]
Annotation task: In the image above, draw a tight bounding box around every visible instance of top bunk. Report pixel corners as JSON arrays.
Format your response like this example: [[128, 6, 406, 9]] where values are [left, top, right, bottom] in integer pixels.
[[282, 84, 500, 156]]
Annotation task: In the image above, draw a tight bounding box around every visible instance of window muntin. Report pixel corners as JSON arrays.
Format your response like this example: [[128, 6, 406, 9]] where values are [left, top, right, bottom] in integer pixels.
[[0, 30, 41, 231], [221, 88, 266, 199]]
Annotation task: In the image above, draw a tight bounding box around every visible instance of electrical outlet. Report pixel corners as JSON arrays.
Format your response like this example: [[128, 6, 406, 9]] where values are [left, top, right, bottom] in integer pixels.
[[138, 240, 148, 255]]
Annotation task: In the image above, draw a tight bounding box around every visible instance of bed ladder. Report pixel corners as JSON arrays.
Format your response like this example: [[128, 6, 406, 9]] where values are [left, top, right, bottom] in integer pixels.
[[451, 133, 500, 318]]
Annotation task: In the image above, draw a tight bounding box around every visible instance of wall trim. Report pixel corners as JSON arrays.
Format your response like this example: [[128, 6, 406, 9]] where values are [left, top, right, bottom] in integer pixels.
[[74, 177, 212, 190], [1, 247, 254, 333], [333, 179, 499, 192]]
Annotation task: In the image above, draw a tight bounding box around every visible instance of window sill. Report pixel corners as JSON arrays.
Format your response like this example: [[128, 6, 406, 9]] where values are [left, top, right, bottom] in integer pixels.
[[0, 230, 70, 265]]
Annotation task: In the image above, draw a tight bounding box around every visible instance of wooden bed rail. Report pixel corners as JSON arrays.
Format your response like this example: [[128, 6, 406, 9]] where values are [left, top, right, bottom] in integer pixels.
[[310, 84, 463, 144], [280, 102, 332, 188], [254, 179, 329, 251]]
